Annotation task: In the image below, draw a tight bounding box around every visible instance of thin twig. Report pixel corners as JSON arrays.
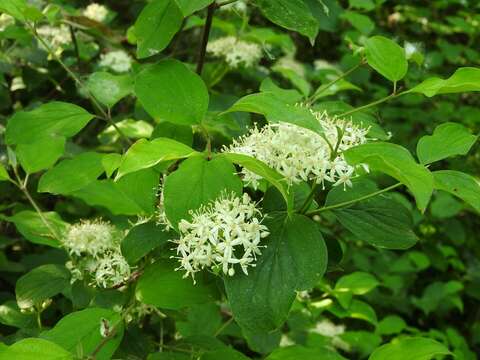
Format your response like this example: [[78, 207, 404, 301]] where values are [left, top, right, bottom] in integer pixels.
[[196, 3, 215, 74], [339, 91, 406, 118], [306, 183, 402, 216], [69, 25, 81, 69]]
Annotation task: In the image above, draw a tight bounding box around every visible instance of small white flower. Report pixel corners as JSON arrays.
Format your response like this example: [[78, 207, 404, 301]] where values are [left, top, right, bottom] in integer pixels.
[[156, 179, 173, 231], [225, 111, 369, 189], [173, 192, 269, 281], [36, 25, 71, 56], [312, 319, 346, 337], [83, 3, 108, 22], [207, 36, 262, 68], [62, 219, 132, 288], [98, 50, 132, 73], [0, 13, 14, 31]]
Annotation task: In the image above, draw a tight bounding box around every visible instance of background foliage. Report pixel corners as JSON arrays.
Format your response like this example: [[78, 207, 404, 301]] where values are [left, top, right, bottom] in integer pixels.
[[0, 0, 479, 359]]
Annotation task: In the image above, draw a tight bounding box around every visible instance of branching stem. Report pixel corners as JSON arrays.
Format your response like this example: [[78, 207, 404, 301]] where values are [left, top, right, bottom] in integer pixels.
[[196, 3, 215, 74]]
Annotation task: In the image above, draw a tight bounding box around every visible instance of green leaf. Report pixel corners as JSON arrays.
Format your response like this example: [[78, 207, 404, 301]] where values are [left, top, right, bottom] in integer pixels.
[[369, 337, 451, 360], [134, 0, 183, 58], [151, 121, 193, 146], [121, 222, 171, 264], [332, 196, 418, 250], [364, 36, 408, 82], [41, 308, 124, 360], [38, 152, 104, 194], [376, 315, 407, 335], [255, 0, 319, 44], [176, 303, 221, 338], [0, 163, 10, 181], [328, 299, 377, 325], [349, 0, 375, 11], [5, 102, 94, 145], [73, 169, 159, 216], [116, 137, 197, 180], [202, 348, 251, 360], [0, 0, 42, 21], [102, 153, 122, 178], [0, 300, 36, 328], [224, 92, 323, 135], [174, 0, 214, 16], [225, 214, 327, 333], [409, 67, 480, 97], [433, 170, 480, 213], [335, 272, 379, 295], [221, 153, 293, 212], [0, 338, 73, 360], [135, 59, 209, 125], [344, 142, 433, 211], [266, 345, 347, 360], [98, 119, 153, 144], [163, 156, 242, 228], [15, 136, 65, 174], [342, 11, 374, 34], [416, 123, 477, 164], [86, 72, 133, 108], [135, 260, 216, 310], [7, 210, 68, 247], [16, 264, 70, 309]]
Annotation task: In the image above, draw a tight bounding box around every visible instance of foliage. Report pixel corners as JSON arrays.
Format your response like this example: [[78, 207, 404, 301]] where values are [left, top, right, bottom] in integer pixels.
[[0, 0, 479, 359]]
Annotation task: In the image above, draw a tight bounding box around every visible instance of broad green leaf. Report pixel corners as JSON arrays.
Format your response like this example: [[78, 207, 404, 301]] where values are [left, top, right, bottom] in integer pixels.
[[221, 153, 293, 211], [175, 0, 214, 16], [163, 156, 242, 228], [266, 345, 347, 360], [0, 0, 42, 21], [328, 299, 377, 325], [342, 11, 374, 34], [41, 308, 124, 360], [255, 0, 319, 43], [369, 337, 451, 360], [202, 348, 251, 360], [349, 0, 375, 11], [16, 264, 70, 309], [98, 119, 153, 144], [409, 67, 480, 97], [5, 102, 94, 145], [15, 136, 65, 174], [416, 122, 477, 164], [0, 338, 73, 360], [332, 196, 418, 249], [376, 315, 407, 335], [86, 72, 133, 108], [73, 169, 159, 215], [135, 60, 209, 125], [225, 214, 327, 333], [335, 272, 379, 295], [0, 300, 36, 328], [136, 260, 216, 309], [151, 121, 193, 146], [116, 137, 197, 180], [102, 153, 122, 178], [176, 303, 221, 338], [0, 163, 10, 181], [433, 170, 480, 213], [134, 0, 183, 58], [364, 36, 408, 82], [344, 142, 433, 211], [121, 222, 171, 264], [38, 152, 104, 194], [8, 210, 68, 247], [224, 92, 323, 134], [412, 280, 463, 315]]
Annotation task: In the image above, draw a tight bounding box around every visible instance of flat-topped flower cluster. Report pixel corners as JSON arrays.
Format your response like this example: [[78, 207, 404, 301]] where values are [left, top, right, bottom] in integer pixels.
[[62, 219, 131, 288], [173, 192, 269, 281], [207, 36, 262, 68], [225, 111, 369, 189]]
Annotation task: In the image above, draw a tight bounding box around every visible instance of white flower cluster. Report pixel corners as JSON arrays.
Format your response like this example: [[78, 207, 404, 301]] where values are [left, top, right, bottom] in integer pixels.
[[207, 36, 262, 68], [226, 111, 369, 189], [98, 50, 132, 73], [312, 319, 350, 351], [0, 13, 14, 31], [62, 219, 131, 288], [83, 3, 108, 22], [174, 192, 269, 281], [36, 25, 71, 56]]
